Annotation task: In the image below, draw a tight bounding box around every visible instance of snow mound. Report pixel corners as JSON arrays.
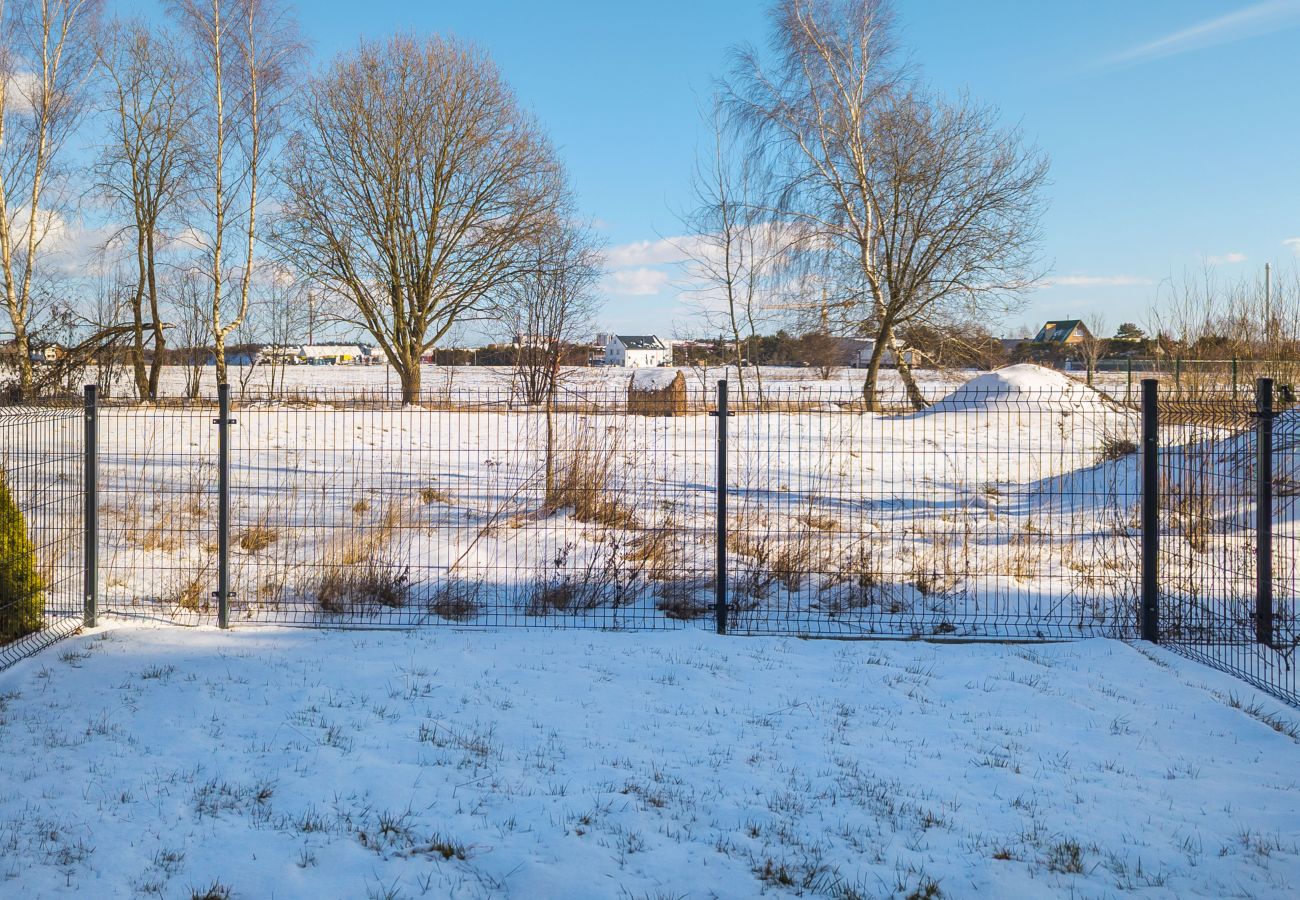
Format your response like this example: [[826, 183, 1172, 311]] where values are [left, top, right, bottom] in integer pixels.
[[928, 364, 1110, 412], [630, 368, 680, 391]]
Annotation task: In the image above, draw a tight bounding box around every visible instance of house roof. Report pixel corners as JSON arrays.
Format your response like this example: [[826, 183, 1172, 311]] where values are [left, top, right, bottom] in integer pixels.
[[1034, 320, 1087, 343], [614, 335, 664, 350]]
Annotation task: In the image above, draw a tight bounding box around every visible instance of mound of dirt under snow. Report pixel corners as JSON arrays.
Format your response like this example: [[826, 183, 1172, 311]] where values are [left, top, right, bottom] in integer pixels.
[[926, 364, 1114, 413]]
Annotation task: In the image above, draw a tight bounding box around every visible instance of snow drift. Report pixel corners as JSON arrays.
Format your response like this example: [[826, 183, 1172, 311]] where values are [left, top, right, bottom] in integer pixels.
[[926, 364, 1113, 413]]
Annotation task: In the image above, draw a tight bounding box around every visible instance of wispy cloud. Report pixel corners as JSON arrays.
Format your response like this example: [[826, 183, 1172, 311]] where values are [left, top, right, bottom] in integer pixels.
[[1205, 251, 1248, 265], [604, 236, 698, 269], [1285, 238, 1300, 255], [1097, 0, 1300, 70], [1043, 274, 1155, 287], [602, 267, 671, 297]]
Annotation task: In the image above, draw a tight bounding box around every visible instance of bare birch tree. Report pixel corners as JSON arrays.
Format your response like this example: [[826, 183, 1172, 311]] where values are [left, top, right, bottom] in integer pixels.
[[0, 0, 102, 398], [168, 0, 301, 385], [278, 34, 565, 404], [728, 0, 1046, 409], [679, 98, 785, 405], [96, 18, 197, 400]]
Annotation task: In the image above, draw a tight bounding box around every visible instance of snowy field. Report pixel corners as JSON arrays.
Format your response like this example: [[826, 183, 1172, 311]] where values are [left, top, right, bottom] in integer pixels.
[[3, 363, 1280, 640], [93, 362, 982, 403], [77, 365, 1159, 635], [1, 624, 1298, 898]]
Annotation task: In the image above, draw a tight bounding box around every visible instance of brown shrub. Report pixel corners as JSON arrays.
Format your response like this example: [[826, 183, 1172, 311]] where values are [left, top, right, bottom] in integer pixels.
[[237, 524, 279, 553], [546, 427, 639, 529]]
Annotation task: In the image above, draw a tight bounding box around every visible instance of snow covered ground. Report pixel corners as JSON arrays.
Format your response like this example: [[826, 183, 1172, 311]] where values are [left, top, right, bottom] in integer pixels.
[[1, 624, 1297, 899]]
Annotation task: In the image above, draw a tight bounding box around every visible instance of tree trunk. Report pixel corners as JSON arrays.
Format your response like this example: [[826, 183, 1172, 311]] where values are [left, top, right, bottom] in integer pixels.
[[146, 228, 164, 401], [398, 354, 421, 404], [861, 325, 891, 413], [890, 333, 927, 410], [544, 375, 557, 507], [214, 329, 228, 386], [14, 331, 33, 400]]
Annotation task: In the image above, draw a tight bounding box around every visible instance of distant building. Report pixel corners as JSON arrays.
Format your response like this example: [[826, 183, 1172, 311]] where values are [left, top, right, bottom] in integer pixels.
[[298, 343, 377, 365], [29, 345, 64, 364], [1033, 320, 1092, 345], [838, 337, 916, 368], [604, 335, 671, 367], [227, 343, 378, 366]]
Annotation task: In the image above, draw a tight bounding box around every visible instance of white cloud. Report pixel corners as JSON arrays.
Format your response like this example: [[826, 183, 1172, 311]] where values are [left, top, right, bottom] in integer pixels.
[[1205, 252, 1248, 265], [602, 267, 671, 297], [1043, 274, 1155, 287], [603, 236, 699, 269], [1284, 238, 1300, 255], [1098, 0, 1300, 69], [0, 71, 40, 115]]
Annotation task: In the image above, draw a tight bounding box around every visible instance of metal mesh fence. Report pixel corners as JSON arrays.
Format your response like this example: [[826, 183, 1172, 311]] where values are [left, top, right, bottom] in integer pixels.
[[0, 401, 84, 671], [102, 386, 715, 630], [97, 400, 219, 625], [1154, 388, 1298, 705], [726, 382, 1141, 637], [67, 373, 1300, 706]]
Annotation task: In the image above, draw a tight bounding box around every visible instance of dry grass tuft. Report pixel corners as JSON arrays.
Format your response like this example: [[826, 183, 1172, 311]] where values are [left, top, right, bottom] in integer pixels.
[[237, 524, 279, 553], [305, 504, 413, 615], [546, 426, 639, 529], [655, 580, 711, 620], [419, 486, 452, 505], [315, 559, 411, 615], [428, 579, 483, 622]]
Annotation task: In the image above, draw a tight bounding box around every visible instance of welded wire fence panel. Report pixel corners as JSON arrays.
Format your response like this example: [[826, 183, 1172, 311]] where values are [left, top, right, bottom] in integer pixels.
[[0, 401, 83, 670], [1267, 407, 1300, 703], [1155, 388, 1298, 705], [226, 386, 714, 629], [726, 381, 1142, 637], [97, 401, 219, 625]]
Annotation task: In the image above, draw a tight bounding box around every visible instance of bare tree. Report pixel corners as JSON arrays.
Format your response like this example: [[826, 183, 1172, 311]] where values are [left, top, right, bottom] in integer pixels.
[[278, 34, 565, 404], [679, 98, 785, 405], [0, 0, 102, 398], [502, 217, 602, 407], [172, 269, 211, 399], [496, 215, 602, 502], [168, 0, 301, 385], [728, 0, 1046, 410], [1078, 313, 1107, 385], [97, 18, 198, 400]]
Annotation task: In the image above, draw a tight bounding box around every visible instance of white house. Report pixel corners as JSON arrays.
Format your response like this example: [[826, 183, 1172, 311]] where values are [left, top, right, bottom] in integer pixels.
[[831, 337, 917, 368], [604, 335, 671, 367]]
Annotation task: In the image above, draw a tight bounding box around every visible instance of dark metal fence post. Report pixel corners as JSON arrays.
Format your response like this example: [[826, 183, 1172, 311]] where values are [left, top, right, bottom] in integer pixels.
[[1256, 377, 1274, 646], [216, 383, 232, 629], [83, 385, 98, 628], [1140, 378, 1159, 642], [713, 379, 729, 635]]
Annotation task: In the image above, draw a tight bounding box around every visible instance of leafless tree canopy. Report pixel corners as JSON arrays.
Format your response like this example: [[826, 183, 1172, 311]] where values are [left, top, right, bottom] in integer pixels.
[[0, 0, 103, 398], [168, 0, 302, 386], [679, 97, 789, 405], [728, 0, 1047, 409], [278, 33, 566, 403], [500, 214, 603, 407], [96, 18, 198, 399]]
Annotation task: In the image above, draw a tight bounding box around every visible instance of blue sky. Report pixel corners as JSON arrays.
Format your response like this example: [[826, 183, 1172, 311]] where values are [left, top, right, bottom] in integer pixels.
[[135, 0, 1300, 338]]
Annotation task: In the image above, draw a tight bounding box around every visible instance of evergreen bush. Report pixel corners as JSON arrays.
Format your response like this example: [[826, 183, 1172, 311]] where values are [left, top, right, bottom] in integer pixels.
[[0, 472, 44, 644]]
